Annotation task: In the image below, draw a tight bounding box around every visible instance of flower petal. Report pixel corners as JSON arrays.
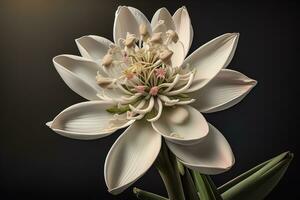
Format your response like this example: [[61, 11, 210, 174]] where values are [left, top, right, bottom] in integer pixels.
[[75, 35, 112, 61], [152, 105, 209, 145], [173, 6, 193, 56], [53, 54, 102, 100], [192, 69, 257, 113], [184, 33, 240, 92], [104, 120, 161, 194], [113, 6, 139, 43], [128, 7, 152, 36], [48, 101, 134, 140], [151, 8, 175, 31], [166, 123, 235, 174], [168, 41, 185, 68]]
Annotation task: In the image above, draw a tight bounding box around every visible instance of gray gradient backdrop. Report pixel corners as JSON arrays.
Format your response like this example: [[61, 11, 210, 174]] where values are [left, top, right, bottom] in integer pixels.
[[0, 0, 299, 199]]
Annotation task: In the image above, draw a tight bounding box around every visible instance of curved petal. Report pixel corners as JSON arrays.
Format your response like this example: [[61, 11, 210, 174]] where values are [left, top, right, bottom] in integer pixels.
[[152, 21, 168, 33], [104, 120, 161, 194], [173, 6, 193, 56], [53, 54, 102, 100], [192, 69, 257, 113], [47, 101, 134, 140], [113, 6, 139, 43], [75, 35, 112, 61], [152, 105, 209, 145], [168, 41, 185, 68], [128, 7, 152, 36], [183, 33, 240, 92], [151, 8, 175, 31], [166, 123, 235, 174]]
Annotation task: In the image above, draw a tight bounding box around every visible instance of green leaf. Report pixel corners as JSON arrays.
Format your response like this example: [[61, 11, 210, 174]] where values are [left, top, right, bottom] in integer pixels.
[[181, 168, 199, 200], [177, 159, 185, 176], [220, 151, 293, 200], [106, 105, 130, 114], [192, 171, 219, 200], [133, 187, 168, 200]]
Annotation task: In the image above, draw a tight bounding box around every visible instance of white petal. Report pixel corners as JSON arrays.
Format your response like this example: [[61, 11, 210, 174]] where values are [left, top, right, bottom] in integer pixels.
[[184, 33, 240, 92], [53, 54, 102, 100], [152, 21, 168, 33], [151, 8, 175, 31], [75, 35, 112, 61], [152, 105, 208, 145], [113, 6, 139, 43], [48, 101, 134, 140], [166, 123, 235, 174], [128, 7, 152, 36], [168, 41, 185, 68], [192, 69, 257, 113], [173, 6, 193, 56], [104, 120, 161, 194]]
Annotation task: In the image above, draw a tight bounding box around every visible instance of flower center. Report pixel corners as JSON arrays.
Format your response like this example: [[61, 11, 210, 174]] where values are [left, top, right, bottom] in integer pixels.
[[96, 24, 196, 122]]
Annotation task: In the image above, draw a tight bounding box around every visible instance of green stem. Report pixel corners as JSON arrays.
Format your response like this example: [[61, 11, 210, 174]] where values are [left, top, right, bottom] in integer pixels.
[[133, 187, 168, 200], [154, 140, 185, 200]]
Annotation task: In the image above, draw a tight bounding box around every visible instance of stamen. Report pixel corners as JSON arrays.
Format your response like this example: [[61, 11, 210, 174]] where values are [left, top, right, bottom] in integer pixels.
[[159, 49, 173, 62], [139, 24, 148, 36], [96, 76, 115, 88], [124, 33, 136, 48], [135, 85, 146, 94], [158, 95, 179, 106], [129, 97, 154, 114], [159, 74, 180, 92], [166, 30, 179, 43], [176, 99, 196, 105], [149, 32, 163, 43], [165, 73, 194, 96], [102, 54, 113, 67], [147, 98, 163, 122]]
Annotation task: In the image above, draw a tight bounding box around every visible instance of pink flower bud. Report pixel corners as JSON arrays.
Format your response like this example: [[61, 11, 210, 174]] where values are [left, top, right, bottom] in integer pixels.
[[135, 85, 146, 93], [155, 68, 166, 79], [149, 86, 159, 96]]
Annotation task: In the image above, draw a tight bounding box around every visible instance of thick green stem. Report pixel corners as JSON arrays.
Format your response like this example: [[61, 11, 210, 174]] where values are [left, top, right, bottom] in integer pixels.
[[154, 140, 185, 200]]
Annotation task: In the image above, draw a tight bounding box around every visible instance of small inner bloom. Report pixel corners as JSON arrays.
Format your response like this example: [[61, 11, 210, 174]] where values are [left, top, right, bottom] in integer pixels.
[[149, 86, 159, 96], [124, 71, 135, 80], [135, 85, 146, 93], [97, 27, 196, 122], [155, 68, 166, 79]]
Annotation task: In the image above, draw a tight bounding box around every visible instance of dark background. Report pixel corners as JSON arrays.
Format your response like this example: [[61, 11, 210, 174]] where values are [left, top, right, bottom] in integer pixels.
[[0, 0, 299, 199]]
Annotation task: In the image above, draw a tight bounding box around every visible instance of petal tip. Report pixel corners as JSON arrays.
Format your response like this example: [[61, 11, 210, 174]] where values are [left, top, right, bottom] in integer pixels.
[[46, 121, 52, 128]]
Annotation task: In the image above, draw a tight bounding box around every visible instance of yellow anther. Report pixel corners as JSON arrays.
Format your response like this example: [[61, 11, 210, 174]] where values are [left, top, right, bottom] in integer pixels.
[[159, 49, 173, 62], [149, 32, 163, 43], [96, 74, 114, 88], [101, 54, 113, 67], [139, 24, 148, 36], [166, 29, 179, 43], [124, 33, 136, 47]]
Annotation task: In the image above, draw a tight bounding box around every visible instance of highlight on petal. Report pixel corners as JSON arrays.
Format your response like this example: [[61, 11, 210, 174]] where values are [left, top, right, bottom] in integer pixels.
[[168, 41, 185, 68], [75, 35, 112, 61], [104, 120, 161, 195], [151, 7, 175, 31], [53, 54, 102, 100], [128, 7, 152, 36], [192, 69, 257, 113], [48, 101, 134, 140], [113, 6, 139, 43], [152, 105, 209, 145], [173, 6, 193, 56], [184, 33, 240, 92], [166, 123, 235, 174]]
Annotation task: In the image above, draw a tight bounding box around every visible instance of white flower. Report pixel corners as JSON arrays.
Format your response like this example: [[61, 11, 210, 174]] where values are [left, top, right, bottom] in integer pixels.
[[47, 6, 257, 195]]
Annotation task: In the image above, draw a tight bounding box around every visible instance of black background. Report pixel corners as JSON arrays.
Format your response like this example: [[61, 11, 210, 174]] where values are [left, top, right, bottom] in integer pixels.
[[1, 0, 299, 199]]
